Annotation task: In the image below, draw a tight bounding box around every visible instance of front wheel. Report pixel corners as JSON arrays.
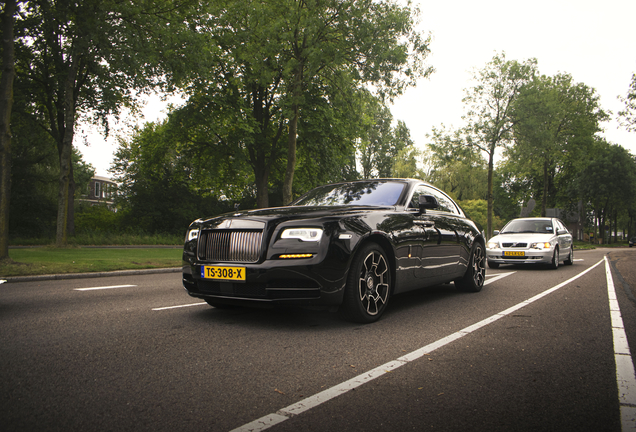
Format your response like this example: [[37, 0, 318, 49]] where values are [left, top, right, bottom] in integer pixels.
[[550, 247, 560, 270], [339, 243, 391, 323], [456, 242, 486, 292]]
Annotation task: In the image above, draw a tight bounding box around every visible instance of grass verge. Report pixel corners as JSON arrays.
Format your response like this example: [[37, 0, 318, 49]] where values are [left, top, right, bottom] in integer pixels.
[[1, 247, 182, 278]]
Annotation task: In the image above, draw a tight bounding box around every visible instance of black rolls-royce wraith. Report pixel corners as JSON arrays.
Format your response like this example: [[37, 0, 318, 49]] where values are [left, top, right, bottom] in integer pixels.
[[182, 178, 486, 323]]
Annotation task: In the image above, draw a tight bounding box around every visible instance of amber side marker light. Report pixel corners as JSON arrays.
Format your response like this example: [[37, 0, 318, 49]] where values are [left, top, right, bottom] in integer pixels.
[[279, 254, 313, 259]]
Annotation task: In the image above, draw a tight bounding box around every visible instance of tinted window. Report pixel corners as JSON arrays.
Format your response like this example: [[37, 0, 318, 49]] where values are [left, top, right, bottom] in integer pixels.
[[409, 185, 459, 215], [293, 181, 405, 207], [501, 219, 554, 234]]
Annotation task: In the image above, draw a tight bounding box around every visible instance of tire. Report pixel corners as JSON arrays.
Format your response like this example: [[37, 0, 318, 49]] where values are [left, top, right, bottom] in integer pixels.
[[550, 247, 560, 270], [488, 260, 499, 269], [456, 242, 486, 292], [339, 243, 391, 323], [564, 248, 573, 265]]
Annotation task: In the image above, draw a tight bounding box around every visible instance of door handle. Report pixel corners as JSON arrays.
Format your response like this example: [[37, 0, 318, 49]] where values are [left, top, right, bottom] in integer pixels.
[[414, 220, 435, 228]]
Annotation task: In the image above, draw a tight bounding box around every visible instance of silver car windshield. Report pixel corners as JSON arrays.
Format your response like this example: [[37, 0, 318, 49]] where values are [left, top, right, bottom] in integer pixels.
[[292, 181, 405, 207], [501, 219, 554, 234]]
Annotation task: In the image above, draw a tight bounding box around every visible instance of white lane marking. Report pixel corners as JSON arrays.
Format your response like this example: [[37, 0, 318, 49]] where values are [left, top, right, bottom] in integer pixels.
[[231, 261, 604, 432], [74, 285, 136, 291], [484, 271, 515, 285], [152, 302, 207, 311], [605, 256, 636, 431]]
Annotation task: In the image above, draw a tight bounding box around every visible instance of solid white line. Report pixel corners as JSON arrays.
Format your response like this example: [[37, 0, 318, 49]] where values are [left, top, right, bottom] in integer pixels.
[[152, 302, 207, 311], [230, 261, 604, 432], [605, 256, 636, 431], [74, 285, 136, 291]]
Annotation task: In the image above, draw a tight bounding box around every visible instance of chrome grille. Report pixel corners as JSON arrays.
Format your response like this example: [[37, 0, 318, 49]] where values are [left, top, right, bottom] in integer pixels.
[[502, 242, 528, 248], [198, 230, 263, 263]]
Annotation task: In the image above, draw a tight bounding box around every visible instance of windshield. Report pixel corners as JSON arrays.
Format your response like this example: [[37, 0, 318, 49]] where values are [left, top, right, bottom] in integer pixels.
[[501, 219, 554, 234], [292, 181, 406, 207]]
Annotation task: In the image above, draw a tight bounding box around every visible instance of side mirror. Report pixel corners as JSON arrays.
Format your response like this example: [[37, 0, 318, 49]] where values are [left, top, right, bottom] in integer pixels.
[[557, 229, 568, 235], [419, 195, 439, 214], [493, 230, 500, 236]]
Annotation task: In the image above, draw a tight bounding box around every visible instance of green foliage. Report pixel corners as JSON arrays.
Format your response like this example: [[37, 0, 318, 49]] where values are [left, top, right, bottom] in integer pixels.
[[619, 73, 636, 132], [508, 73, 608, 215], [576, 140, 636, 238], [357, 95, 416, 178], [426, 126, 487, 201], [458, 199, 504, 232], [461, 52, 537, 238]]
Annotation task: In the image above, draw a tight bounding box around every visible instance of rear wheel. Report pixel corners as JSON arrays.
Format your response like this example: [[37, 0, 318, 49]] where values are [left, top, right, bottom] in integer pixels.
[[456, 242, 486, 292], [339, 243, 391, 323], [564, 248, 574, 265]]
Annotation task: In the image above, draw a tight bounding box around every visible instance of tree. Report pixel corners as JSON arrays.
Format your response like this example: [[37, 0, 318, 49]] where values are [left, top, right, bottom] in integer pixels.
[[17, 0, 203, 245], [426, 126, 487, 201], [187, 0, 432, 208], [0, 0, 16, 260], [357, 97, 415, 179], [619, 73, 636, 131], [577, 141, 636, 242], [462, 52, 537, 238], [509, 73, 608, 216]]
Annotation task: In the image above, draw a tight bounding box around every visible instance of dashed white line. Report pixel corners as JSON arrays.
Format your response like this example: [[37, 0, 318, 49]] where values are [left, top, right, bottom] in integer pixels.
[[231, 264, 607, 432], [152, 302, 207, 311], [605, 256, 636, 431], [74, 285, 136, 291]]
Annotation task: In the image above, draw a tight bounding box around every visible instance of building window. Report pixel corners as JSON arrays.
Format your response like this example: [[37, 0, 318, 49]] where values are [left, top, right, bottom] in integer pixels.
[[95, 181, 101, 199]]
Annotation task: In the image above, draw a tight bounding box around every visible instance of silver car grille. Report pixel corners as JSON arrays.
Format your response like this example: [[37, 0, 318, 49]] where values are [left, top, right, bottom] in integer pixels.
[[197, 230, 263, 263], [502, 242, 528, 248]]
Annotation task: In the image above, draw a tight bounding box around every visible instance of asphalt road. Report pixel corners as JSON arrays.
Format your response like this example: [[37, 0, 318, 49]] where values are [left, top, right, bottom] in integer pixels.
[[2, 248, 636, 432]]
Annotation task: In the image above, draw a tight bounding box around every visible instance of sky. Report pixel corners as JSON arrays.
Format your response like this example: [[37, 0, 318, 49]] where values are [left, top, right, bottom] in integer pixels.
[[78, 0, 636, 177]]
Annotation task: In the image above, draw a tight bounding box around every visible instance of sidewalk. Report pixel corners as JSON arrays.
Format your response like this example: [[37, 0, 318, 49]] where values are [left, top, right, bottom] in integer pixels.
[[3, 266, 181, 284]]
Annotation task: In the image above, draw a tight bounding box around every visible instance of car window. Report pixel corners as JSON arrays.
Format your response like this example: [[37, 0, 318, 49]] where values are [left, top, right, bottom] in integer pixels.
[[501, 219, 554, 234], [293, 181, 406, 207], [409, 185, 459, 215]]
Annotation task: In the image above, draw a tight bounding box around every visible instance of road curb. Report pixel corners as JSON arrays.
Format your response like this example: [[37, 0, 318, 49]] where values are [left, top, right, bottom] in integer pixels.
[[3, 267, 182, 284]]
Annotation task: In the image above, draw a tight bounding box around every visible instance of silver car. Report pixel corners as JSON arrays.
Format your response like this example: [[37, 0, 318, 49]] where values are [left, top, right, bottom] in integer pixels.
[[486, 217, 574, 269]]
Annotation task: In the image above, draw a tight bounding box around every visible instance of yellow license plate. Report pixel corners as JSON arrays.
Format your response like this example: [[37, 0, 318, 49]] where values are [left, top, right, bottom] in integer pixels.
[[201, 266, 246, 281], [504, 251, 525, 257]]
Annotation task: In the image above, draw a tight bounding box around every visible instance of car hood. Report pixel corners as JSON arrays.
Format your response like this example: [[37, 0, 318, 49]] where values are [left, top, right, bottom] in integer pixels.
[[194, 205, 393, 229], [491, 233, 555, 244]]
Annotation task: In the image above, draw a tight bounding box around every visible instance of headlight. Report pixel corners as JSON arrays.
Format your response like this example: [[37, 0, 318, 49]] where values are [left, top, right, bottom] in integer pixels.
[[487, 241, 499, 249], [186, 228, 199, 242], [530, 242, 551, 249], [281, 228, 323, 242]]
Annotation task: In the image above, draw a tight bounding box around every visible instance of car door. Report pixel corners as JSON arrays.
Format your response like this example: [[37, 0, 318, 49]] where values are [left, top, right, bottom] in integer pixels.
[[555, 219, 573, 253], [408, 185, 462, 280]]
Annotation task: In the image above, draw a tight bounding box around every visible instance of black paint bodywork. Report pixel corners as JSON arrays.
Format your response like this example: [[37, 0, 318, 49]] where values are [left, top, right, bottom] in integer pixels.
[[182, 179, 485, 309]]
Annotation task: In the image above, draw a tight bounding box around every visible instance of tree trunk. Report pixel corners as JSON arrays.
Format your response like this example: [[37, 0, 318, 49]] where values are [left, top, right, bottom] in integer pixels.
[[55, 57, 79, 247], [0, 0, 16, 260], [282, 103, 299, 205], [486, 149, 494, 239], [541, 159, 548, 217]]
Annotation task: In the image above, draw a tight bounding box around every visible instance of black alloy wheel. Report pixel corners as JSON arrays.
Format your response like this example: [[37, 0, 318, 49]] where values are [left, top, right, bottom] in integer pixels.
[[456, 242, 486, 292], [340, 243, 391, 323]]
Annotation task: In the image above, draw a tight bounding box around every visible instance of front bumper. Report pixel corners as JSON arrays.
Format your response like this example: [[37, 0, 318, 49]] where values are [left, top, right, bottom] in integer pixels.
[[486, 249, 554, 265], [182, 254, 349, 307]]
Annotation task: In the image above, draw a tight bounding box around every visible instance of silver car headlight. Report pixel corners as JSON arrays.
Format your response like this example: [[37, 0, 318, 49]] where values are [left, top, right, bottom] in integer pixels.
[[487, 241, 499, 249], [281, 228, 323, 242], [530, 242, 551, 250]]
